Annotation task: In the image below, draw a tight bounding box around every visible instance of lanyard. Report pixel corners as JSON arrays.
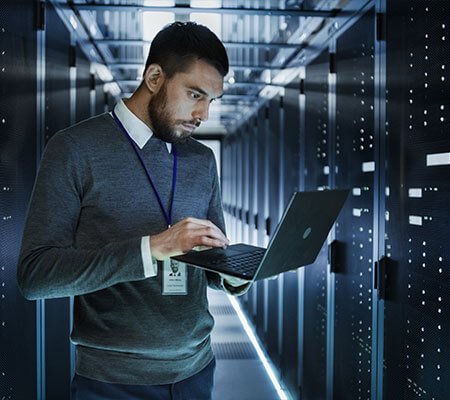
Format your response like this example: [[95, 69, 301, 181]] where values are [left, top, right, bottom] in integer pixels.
[[112, 110, 177, 228]]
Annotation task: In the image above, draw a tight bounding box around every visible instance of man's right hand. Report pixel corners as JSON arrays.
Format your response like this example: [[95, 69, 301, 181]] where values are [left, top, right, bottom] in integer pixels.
[[150, 217, 229, 260]]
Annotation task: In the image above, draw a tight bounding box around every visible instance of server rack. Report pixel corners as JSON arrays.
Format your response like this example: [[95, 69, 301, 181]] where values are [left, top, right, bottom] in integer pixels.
[[0, 1, 448, 399]]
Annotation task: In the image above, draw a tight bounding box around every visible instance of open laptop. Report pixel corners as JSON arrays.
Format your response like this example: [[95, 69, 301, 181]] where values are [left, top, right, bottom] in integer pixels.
[[171, 189, 350, 281]]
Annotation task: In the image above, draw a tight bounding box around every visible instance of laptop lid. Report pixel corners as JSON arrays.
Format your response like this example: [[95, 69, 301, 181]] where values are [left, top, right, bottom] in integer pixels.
[[253, 189, 349, 280], [172, 189, 349, 280]]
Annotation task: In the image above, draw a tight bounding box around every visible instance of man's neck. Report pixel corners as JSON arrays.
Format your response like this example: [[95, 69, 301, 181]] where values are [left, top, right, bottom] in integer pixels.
[[123, 91, 152, 129]]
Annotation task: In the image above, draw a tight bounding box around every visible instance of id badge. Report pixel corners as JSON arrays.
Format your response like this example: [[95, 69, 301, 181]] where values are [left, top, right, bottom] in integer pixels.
[[162, 259, 188, 295]]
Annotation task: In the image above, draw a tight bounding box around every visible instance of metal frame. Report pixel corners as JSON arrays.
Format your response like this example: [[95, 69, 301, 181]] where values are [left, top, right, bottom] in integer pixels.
[[328, 3, 379, 400], [94, 39, 308, 50], [71, 4, 338, 18], [116, 79, 286, 88], [326, 37, 336, 400], [373, 1, 386, 399], [69, 31, 77, 383], [110, 63, 285, 71], [36, 0, 46, 396], [297, 66, 306, 397], [277, 91, 285, 379]]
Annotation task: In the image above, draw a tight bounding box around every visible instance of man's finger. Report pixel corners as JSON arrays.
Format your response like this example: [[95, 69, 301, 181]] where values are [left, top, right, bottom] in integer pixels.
[[182, 218, 227, 237], [191, 227, 228, 243]]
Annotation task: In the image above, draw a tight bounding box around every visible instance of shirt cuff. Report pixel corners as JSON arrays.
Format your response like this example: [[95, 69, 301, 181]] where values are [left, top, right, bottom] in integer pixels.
[[141, 236, 158, 278], [220, 275, 252, 296]]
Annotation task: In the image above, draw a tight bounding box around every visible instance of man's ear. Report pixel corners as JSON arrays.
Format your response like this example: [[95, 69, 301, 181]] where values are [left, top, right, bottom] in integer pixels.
[[143, 64, 164, 94]]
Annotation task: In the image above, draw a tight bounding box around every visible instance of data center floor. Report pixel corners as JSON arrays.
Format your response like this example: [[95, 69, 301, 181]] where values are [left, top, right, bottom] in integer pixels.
[[208, 289, 281, 400]]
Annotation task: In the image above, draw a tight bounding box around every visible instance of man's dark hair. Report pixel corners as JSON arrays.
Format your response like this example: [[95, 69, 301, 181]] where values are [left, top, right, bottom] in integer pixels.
[[143, 21, 229, 79]]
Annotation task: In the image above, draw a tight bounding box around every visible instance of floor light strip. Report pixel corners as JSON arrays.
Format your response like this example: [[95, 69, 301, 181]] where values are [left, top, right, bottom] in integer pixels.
[[228, 295, 289, 400]]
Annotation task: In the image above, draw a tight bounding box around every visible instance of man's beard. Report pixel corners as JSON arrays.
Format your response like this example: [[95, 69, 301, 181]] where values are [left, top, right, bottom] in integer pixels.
[[147, 83, 196, 145]]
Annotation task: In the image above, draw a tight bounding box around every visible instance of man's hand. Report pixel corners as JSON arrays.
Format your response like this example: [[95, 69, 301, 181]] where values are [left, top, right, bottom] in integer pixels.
[[150, 217, 229, 260]]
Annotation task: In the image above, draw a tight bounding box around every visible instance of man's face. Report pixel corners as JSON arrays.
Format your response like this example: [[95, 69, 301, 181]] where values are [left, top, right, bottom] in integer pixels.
[[147, 59, 224, 144]]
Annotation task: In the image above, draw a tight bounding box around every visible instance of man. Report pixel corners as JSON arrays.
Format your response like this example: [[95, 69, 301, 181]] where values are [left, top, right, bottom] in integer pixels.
[[17, 22, 250, 399]]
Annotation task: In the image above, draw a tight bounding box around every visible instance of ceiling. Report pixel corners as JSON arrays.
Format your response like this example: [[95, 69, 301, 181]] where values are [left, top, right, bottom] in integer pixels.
[[54, 0, 341, 134]]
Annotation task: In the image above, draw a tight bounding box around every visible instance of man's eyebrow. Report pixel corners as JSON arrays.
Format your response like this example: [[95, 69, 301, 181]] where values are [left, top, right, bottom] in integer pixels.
[[188, 86, 223, 100]]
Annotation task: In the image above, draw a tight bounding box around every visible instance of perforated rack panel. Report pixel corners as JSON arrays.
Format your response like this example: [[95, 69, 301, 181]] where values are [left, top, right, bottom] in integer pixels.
[[255, 105, 268, 342], [267, 96, 282, 367], [302, 48, 330, 400], [45, 2, 70, 145], [44, 4, 72, 398], [383, 1, 449, 399], [76, 45, 91, 123], [280, 85, 301, 397], [334, 8, 375, 400], [0, 1, 37, 399]]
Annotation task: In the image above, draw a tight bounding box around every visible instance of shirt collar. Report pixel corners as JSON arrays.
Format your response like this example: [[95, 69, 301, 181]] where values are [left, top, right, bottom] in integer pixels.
[[112, 98, 172, 153]]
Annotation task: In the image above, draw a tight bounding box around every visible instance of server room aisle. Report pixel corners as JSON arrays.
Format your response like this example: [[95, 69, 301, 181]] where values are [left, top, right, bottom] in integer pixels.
[[208, 289, 280, 400]]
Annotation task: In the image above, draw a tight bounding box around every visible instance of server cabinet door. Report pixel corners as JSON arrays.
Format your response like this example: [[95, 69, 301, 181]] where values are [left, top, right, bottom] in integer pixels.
[[246, 118, 259, 322], [44, 4, 72, 399], [242, 124, 250, 245], [45, 3, 70, 144], [95, 81, 105, 116], [383, 2, 450, 399], [236, 131, 243, 244], [0, 1, 38, 398], [256, 105, 268, 340], [75, 46, 91, 122], [266, 96, 282, 367], [334, 9, 376, 400], [280, 86, 301, 398], [302, 49, 331, 400]]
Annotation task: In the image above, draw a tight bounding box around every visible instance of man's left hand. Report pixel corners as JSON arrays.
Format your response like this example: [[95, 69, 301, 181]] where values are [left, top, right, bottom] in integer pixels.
[[219, 273, 250, 288]]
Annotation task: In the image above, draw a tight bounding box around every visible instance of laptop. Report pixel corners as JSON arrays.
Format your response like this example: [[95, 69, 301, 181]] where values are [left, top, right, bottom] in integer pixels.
[[171, 189, 350, 281]]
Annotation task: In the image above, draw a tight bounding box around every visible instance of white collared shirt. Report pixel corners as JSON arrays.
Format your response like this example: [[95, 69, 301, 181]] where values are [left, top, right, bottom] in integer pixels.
[[111, 99, 171, 278], [111, 100, 250, 293]]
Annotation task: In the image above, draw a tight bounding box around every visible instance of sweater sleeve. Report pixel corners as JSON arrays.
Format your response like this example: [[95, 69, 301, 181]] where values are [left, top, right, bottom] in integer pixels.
[[204, 150, 251, 296], [16, 131, 147, 300]]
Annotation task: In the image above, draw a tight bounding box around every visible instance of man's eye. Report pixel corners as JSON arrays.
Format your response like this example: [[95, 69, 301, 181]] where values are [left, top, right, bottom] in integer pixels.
[[190, 92, 201, 99]]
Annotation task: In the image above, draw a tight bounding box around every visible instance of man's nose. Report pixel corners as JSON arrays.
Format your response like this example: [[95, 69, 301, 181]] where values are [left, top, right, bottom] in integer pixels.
[[193, 101, 209, 122]]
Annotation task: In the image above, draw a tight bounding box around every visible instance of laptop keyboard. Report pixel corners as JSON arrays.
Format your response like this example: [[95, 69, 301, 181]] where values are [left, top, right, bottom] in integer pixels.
[[209, 248, 266, 275]]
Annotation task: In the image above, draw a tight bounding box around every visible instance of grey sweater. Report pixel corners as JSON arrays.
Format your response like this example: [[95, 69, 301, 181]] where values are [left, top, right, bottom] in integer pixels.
[[17, 113, 232, 384]]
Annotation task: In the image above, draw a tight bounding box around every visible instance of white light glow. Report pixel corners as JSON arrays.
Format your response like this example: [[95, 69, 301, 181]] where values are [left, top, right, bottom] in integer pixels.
[[70, 15, 78, 30], [426, 152, 450, 166], [104, 82, 121, 97], [409, 215, 423, 226], [353, 208, 362, 217], [91, 62, 114, 82], [228, 296, 289, 400], [190, 13, 221, 38], [408, 188, 423, 198], [191, 0, 222, 8], [142, 12, 175, 41], [362, 161, 375, 172], [143, 0, 175, 6]]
